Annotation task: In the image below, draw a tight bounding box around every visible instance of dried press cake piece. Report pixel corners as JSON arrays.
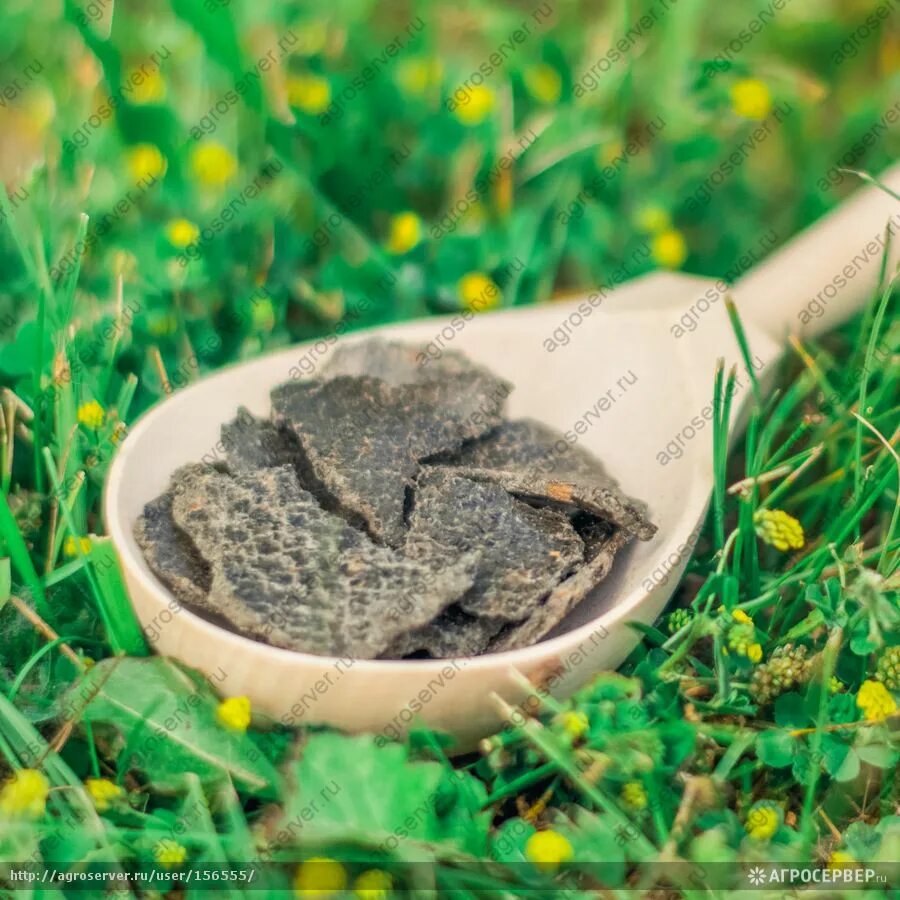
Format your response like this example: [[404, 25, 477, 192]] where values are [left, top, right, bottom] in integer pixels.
[[220, 407, 302, 474], [488, 527, 631, 652], [168, 465, 476, 658], [320, 337, 492, 385], [450, 467, 655, 541], [134, 485, 212, 610], [407, 469, 583, 623], [271, 372, 509, 547], [439, 418, 656, 540], [439, 418, 598, 473], [381, 606, 504, 659]]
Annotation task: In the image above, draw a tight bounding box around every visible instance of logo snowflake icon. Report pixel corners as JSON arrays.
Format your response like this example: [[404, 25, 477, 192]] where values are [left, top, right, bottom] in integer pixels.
[[748, 867, 768, 886]]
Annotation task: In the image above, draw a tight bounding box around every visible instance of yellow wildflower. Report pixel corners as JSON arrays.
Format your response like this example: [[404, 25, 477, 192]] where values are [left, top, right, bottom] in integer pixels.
[[458, 272, 501, 312], [147, 312, 179, 337], [635, 205, 670, 234], [559, 710, 589, 739], [754, 509, 804, 552], [454, 85, 494, 126], [21, 85, 56, 130], [732, 609, 753, 625], [154, 839, 187, 868], [250, 295, 277, 333], [190, 141, 238, 187], [353, 868, 393, 899], [746, 643, 764, 664], [730, 78, 772, 120], [216, 696, 252, 732], [85, 777, 123, 812], [651, 229, 688, 269], [124, 67, 165, 104], [0, 769, 50, 818], [387, 211, 422, 254], [126, 144, 167, 183], [598, 140, 624, 167], [294, 857, 347, 897], [828, 850, 857, 870], [621, 781, 648, 811], [287, 74, 332, 115], [744, 804, 779, 841], [165, 218, 200, 249], [879, 32, 900, 75], [64, 535, 93, 558], [525, 829, 574, 874], [78, 400, 105, 430], [856, 679, 897, 723], [523, 64, 562, 104], [397, 58, 443, 95]]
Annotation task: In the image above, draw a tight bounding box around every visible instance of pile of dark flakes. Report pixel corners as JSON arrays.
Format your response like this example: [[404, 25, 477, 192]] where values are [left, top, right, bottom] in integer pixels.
[[135, 339, 656, 660]]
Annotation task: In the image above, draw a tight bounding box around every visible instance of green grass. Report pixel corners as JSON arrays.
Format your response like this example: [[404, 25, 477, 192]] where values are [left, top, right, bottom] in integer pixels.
[[0, 0, 898, 896]]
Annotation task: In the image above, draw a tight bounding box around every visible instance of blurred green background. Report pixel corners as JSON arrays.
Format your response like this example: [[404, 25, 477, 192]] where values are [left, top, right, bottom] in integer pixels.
[[1, 0, 898, 423]]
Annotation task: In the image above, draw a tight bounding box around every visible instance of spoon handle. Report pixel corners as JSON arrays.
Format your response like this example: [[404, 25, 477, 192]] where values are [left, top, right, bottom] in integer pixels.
[[731, 163, 900, 342]]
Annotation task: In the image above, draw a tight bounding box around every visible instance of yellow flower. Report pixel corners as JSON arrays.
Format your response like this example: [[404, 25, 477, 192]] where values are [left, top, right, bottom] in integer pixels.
[[287, 74, 332, 115], [635, 205, 670, 234], [148, 311, 179, 337], [651, 229, 688, 269], [525, 829, 574, 874], [746, 643, 763, 664], [64, 535, 93, 558], [216, 696, 252, 732], [730, 78, 772, 120], [85, 777, 123, 812], [523, 64, 562, 104], [597, 140, 624, 167], [828, 850, 857, 870], [745, 804, 779, 841], [294, 857, 347, 897], [454, 85, 494, 126], [126, 144, 166, 184], [21, 85, 56, 130], [190, 141, 238, 187], [879, 32, 900, 75], [124, 67, 165, 104], [732, 609, 753, 625], [250, 295, 277, 333], [387, 211, 422, 254], [397, 58, 443, 95], [154, 839, 187, 868], [458, 272, 501, 313], [558, 710, 589, 739], [353, 868, 393, 899], [754, 509, 804, 552], [0, 769, 50, 818], [856, 679, 897, 723], [78, 400, 105, 430], [165, 218, 200, 249], [621, 781, 648, 811]]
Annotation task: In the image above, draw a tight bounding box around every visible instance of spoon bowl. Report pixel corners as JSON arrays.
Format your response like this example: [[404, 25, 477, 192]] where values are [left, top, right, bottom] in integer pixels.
[[104, 168, 900, 749]]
